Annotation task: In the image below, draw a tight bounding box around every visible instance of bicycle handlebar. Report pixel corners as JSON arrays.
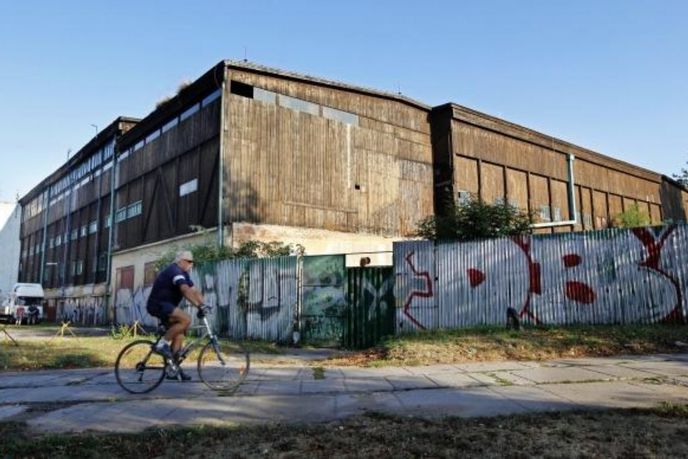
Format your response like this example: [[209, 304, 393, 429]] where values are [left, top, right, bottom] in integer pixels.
[[196, 304, 212, 319]]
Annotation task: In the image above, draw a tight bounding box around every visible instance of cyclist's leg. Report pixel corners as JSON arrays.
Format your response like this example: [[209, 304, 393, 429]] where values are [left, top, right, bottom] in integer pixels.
[[166, 307, 191, 354]]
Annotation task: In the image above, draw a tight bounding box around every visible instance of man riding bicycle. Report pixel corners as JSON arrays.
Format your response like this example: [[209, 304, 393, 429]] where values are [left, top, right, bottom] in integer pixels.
[[146, 250, 205, 381]]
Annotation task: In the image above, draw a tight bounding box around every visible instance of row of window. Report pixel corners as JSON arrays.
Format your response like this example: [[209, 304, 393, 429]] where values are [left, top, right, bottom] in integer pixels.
[[230, 80, 360, 126], [118, 88, 221, 162], [115, 200, 142, 223]]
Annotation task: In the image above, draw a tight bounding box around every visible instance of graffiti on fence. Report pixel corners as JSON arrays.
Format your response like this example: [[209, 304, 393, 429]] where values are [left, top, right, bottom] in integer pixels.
[[112, 257, 298, 341], [395, 225, 687, 330], [301, 255, 347, 344], [58, 296, 106, 325]]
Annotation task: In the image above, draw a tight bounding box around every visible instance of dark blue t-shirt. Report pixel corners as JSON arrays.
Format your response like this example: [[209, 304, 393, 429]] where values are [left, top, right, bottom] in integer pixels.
[[147, 263, 194, 307]]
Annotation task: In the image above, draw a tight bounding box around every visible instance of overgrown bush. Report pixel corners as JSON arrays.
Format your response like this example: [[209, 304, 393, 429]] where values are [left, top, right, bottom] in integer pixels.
[[415, 196, 534, 241], [154, 240, 304, 270]]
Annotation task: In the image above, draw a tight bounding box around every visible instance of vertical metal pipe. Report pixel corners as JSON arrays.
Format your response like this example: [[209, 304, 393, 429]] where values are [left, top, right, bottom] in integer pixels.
[[105, 139, 118, 323], [39, 187, 51, 284], [217, 68, 227, 247]]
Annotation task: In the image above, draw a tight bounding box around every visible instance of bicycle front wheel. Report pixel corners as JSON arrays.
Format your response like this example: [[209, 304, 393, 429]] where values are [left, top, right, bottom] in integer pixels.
[[115, 339, 166, 394], [197, 341, 250, 392]]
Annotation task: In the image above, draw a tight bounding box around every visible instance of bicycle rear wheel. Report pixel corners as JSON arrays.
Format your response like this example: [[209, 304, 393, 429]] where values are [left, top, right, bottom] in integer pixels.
[[197, 341, 250, 392], [115, 339, 166, 394]]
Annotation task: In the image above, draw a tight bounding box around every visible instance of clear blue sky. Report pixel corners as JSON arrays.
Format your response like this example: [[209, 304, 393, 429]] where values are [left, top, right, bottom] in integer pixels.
[[1, 0, 686, 202]]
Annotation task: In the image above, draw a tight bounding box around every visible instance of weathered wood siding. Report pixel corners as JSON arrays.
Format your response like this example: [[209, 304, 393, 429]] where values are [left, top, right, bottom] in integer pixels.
[[113, 100, 220, 251], [222, 69, 434, 237], [433, 104, 686, 232]]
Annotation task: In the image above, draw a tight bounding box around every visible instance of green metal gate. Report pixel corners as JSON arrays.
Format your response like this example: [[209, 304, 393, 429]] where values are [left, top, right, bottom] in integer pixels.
[[345, 267, 396, 349], [301, 255, 347, 346]]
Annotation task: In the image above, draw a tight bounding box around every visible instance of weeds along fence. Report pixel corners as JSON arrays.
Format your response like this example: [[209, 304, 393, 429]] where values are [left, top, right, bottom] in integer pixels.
[[394, 224, 688, 332]]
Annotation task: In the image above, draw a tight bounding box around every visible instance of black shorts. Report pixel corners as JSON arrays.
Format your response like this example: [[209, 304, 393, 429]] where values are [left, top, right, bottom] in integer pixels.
[[146, 301, 176, 325]]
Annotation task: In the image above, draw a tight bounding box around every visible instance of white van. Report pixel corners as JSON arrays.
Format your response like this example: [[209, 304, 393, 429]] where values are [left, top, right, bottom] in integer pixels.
[[1, 283, 45, 324]]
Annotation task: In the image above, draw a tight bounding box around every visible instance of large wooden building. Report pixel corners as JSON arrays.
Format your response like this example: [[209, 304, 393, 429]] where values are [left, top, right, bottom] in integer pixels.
[[16, 60, 687, 322]]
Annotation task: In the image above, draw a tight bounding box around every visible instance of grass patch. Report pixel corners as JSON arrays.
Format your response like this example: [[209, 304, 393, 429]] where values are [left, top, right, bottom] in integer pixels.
[[2, 405, 688, 457], [312, 366, 326, 380], [0, 335, 282, 372], [323, 324, 688, 367]]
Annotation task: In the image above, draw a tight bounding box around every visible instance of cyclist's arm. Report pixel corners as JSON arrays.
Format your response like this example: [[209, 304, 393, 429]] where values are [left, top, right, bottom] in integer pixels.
[[179, 284, 204, 308]]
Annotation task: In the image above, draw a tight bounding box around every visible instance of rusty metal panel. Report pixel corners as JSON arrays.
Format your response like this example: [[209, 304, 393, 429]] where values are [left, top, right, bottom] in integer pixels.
[[395, 224, 688, 333], [393, 240, 436, 332]]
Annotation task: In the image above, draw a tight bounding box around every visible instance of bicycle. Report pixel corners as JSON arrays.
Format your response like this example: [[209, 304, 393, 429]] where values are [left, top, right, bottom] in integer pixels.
[[114, 305, 250, 394]]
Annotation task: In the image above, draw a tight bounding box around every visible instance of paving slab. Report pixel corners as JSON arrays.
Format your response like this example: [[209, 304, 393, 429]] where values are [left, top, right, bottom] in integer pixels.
[[539, 381, 688, 409], [338, 367, 413, 378], [394, 387, 529, 418], [618, 361, 688, 377], [582, 365, 658, 380], [334, 391, 403, 418], [300, 379, 347, 394], [385, 375, 438, 391], [254, 380, 301, 395], [488, 385, 582, 413], [405, 364, 466, 375], [426, 372, 486, 388], [510, 366, 613, 384], [483, 371, 536, 386], [453, 361, 532, 373], [344, 377, 394, 393], [0, 404, 26, 420]]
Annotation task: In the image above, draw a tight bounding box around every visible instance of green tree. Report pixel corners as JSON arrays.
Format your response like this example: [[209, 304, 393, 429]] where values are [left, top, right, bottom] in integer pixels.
[[154, 240, 304, 270], [611, 204, 651, 228], [415, 196, 534, 241], [672, 162, 688, 186]]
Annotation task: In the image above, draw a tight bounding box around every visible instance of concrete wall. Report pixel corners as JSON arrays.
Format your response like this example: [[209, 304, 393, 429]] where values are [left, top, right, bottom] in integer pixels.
[[0, 202, 20, 303], [230, 222, 398, 266]]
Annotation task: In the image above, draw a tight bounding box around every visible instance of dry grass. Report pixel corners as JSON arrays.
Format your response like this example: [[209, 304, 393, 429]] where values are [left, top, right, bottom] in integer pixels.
[[323, 324, 688, 367], [2, 404, 688, 458]]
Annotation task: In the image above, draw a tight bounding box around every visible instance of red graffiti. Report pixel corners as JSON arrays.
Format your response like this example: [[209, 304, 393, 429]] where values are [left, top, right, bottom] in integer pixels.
[[512, 236, 542, 324], [632, 226, 682, 322], [402, 251, 434, 330], [563, 254, 582, 267], [467, 268, 485, 287], [565, 281, 596, 304]]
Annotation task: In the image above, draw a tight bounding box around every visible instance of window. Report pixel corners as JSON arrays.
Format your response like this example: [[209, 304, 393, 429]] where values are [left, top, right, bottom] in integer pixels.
[[81, 225, 88, 237], [115, 207, 127, 223], [230, 80, 254, 98], [49, 238, 54, 249], [457, 191, 472, 204], [179, 179, 198, 197], [278, 94, 319, 116], [322, 106, 359, 126], [146, 129, 160, 144], [162, 117, 178, 133], [254, 87, 276, 104], [71, 229, 79, 241], [89, 221, 98, 234], [133, 140, 145, 152], [180, 103, 200, 121], [55, 235, 62, 246], [539, 205, 551, 222], [104, 215, 112, 228], [76, 260, 84, 276], [97, 253, 109, 272], [202, 89, 221, 106], [127, 201, 142, 218]]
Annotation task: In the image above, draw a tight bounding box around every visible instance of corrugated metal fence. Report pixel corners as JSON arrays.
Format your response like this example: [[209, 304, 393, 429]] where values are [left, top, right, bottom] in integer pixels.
[[394, 225, 688, 332]]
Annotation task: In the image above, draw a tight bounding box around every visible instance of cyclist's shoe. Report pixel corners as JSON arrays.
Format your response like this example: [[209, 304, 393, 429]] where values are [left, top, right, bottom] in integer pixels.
[[167, 368, 192, 381], [154, 341, 174, 360]]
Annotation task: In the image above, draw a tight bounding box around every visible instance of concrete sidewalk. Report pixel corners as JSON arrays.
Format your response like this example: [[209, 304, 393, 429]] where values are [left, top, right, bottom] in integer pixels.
[[1, 353, 688, 433]]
